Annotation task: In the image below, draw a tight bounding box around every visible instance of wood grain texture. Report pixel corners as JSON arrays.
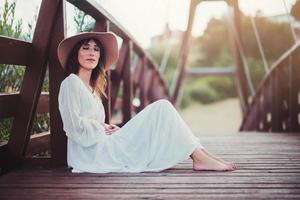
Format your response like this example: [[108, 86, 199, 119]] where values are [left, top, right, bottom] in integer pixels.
[[1, 132, 300, 199]]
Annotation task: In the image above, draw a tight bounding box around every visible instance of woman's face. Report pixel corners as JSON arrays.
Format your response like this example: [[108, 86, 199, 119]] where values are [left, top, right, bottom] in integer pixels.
[[78, 39, 100, 71]]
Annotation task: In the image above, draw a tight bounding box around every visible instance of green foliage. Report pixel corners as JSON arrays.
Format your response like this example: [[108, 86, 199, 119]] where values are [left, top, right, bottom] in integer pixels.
[[0, 118, 12, 143], [246, 57, 265, 90], [180, 87, 192, 109], [149, 12, 295, 106], [192, 18, 231, 67], [180, 77, 236, 108], [0, 0, 22, 38], [0, 0, 49, 142], [189, 81, 219, 104], [0, 0, 24, 93], [0, 65, 25, 92], [32, 113, 50, 134], [148, 43, 181, 87], [0, 3, 97, 142], [213, 46, 233, 67], [240, 14, 294, 63], [207, 77, 236, 99], [74, 8, 94, 32], [0, 1, 24, 142]]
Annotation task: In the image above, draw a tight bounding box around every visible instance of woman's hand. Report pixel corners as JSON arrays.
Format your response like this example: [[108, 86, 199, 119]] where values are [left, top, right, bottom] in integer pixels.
[[103, 123, 120, 135]]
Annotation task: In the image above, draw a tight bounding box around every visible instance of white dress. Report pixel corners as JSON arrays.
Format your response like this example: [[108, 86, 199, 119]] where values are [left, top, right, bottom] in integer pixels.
[[58, 73, 203, 173]]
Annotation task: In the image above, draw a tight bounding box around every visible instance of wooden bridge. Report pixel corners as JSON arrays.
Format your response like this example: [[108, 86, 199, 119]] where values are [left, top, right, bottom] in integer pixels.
[[0, 0, 300, 199], [1, 132, 300, 199]]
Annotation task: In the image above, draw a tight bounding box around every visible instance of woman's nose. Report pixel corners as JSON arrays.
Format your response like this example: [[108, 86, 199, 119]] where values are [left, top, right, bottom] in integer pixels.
[[88, 49, 96, 56]]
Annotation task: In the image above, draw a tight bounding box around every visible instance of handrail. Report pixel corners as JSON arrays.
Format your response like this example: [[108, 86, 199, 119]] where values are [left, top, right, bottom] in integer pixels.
[[249, 40, 300, 103], [240, 39, 300, 131], [0, 0, 173, 170], [67, 0, 170, 99], [68, 0, 170, 96], [0, 93, 49, 119], [0, 36, 33, 66], [268, 40, 300, 73]]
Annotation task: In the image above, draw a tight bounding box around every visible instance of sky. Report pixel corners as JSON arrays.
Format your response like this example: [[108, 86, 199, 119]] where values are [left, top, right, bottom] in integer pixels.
[[2, 0, 298, 47]]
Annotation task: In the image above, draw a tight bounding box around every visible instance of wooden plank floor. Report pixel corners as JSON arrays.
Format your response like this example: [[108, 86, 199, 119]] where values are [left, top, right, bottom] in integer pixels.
[[1, 132, 300, 199]]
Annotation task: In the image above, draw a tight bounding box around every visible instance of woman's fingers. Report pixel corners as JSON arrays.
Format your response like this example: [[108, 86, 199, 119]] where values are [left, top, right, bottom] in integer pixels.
[[105, 127, 119, 135], [104, 124, 120, 135], [105, 130, 114, 135]]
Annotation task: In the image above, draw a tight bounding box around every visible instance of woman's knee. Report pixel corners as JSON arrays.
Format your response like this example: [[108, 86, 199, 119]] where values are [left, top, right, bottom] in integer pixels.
[[156, 99, 172, 107], [154, 99, 175, 111]]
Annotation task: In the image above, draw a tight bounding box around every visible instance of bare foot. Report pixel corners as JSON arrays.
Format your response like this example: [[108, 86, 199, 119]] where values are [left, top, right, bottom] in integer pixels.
[[202, 149, 236, 169], [191, 147, 235, 171], [193, 154, 235, 171]]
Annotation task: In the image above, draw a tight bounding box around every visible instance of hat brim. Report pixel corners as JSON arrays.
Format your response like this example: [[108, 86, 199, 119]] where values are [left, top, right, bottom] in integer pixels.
[[57, 32, 118, 70]]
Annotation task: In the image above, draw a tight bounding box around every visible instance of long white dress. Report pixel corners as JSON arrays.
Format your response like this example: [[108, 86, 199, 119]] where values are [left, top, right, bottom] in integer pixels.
[[58, 73, 203, 173]]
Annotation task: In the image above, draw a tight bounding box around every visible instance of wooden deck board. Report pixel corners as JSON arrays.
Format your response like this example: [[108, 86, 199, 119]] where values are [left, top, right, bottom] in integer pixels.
[[1, 132, 300, 199]]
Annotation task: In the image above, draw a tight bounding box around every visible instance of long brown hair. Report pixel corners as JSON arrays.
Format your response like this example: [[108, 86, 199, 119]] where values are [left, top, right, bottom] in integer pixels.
[[65, 38, 107, 98]]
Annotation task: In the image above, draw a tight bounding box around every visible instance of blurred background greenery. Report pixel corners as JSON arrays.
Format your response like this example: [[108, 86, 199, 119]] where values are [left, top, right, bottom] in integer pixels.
[[148, 13, 294, 109]]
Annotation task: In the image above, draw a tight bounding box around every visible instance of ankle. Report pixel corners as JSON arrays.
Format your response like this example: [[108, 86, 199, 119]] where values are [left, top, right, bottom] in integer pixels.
[[191, 149, 208, 163]]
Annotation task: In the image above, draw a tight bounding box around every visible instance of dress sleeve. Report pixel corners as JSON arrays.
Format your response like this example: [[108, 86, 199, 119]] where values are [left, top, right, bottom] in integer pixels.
[[58, 77, 107, 147]]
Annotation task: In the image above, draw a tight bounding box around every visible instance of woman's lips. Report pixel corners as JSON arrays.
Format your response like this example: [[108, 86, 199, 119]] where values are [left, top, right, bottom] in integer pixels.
[[86, 58, 96, 62]]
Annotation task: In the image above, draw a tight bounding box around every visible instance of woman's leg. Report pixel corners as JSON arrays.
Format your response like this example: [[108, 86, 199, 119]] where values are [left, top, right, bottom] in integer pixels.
[[153, 99, 235, 171], [191, 146, 235, 171]]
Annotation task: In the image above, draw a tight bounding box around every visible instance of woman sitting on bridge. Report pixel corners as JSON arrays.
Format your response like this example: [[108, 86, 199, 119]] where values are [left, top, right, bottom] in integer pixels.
[[57, 32, 236, 173]]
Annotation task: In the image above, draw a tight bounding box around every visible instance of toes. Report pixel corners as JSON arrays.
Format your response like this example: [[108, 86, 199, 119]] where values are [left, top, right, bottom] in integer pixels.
[[227, 164, 236, 171]]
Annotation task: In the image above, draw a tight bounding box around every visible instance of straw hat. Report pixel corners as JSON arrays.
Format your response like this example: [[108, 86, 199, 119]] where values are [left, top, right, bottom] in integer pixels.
[[57, 32, 118, 70]]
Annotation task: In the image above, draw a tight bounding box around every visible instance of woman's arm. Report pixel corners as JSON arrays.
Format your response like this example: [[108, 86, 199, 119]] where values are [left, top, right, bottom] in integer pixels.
[[58, 78, 107, 147]]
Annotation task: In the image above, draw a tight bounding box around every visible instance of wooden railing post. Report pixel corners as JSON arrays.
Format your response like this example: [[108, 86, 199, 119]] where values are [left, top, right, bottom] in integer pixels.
[[271, 68, 280, 132], [122, 41, 133, 124], [227, 0, 250, 114], [138, 57, 147, 111], [93, 20, 111, 123], [290, 49, 300, 132], [48, 0, 67, 167], [110, 41, 129, 111], [172, 0, 198, 106], [240, 40, 300, 133], [5, 0, 62, 169], [132, 57, 143, 97], [147, 64, 156, 102]]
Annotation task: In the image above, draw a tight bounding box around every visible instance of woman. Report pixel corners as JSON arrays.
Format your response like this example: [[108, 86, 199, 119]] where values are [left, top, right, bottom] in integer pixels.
[[57, 32, 236, 173]]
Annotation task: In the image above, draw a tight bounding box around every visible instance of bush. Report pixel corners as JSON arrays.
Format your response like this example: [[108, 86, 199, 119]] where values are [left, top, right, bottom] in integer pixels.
[[32, 113, 50, 134], [189, 81, 220, 104], [206, 77, 236, 99], [180, 76, 237, 107], [180, 89, 192, 109], [0, 118, 12, 143]]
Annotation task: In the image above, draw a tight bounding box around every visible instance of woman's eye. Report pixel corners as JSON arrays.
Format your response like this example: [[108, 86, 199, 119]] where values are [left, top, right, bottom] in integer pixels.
[[82, 46, 89, 50], [94, 47, 100, 52]]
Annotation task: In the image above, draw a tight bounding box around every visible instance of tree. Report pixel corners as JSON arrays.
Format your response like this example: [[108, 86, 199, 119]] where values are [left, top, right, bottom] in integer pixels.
[[240, 14, 294, 64], [181, 12, 294, 105], [291, 0, 300, 21], [191, 18, 232, 67]]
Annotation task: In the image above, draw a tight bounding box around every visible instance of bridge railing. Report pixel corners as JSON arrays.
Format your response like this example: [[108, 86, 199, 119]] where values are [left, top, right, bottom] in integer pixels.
[[68, 0, 171, 124], [240, 40, 300, 132], [226, 0, 300, 133], [0, 0, 170, 171]]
